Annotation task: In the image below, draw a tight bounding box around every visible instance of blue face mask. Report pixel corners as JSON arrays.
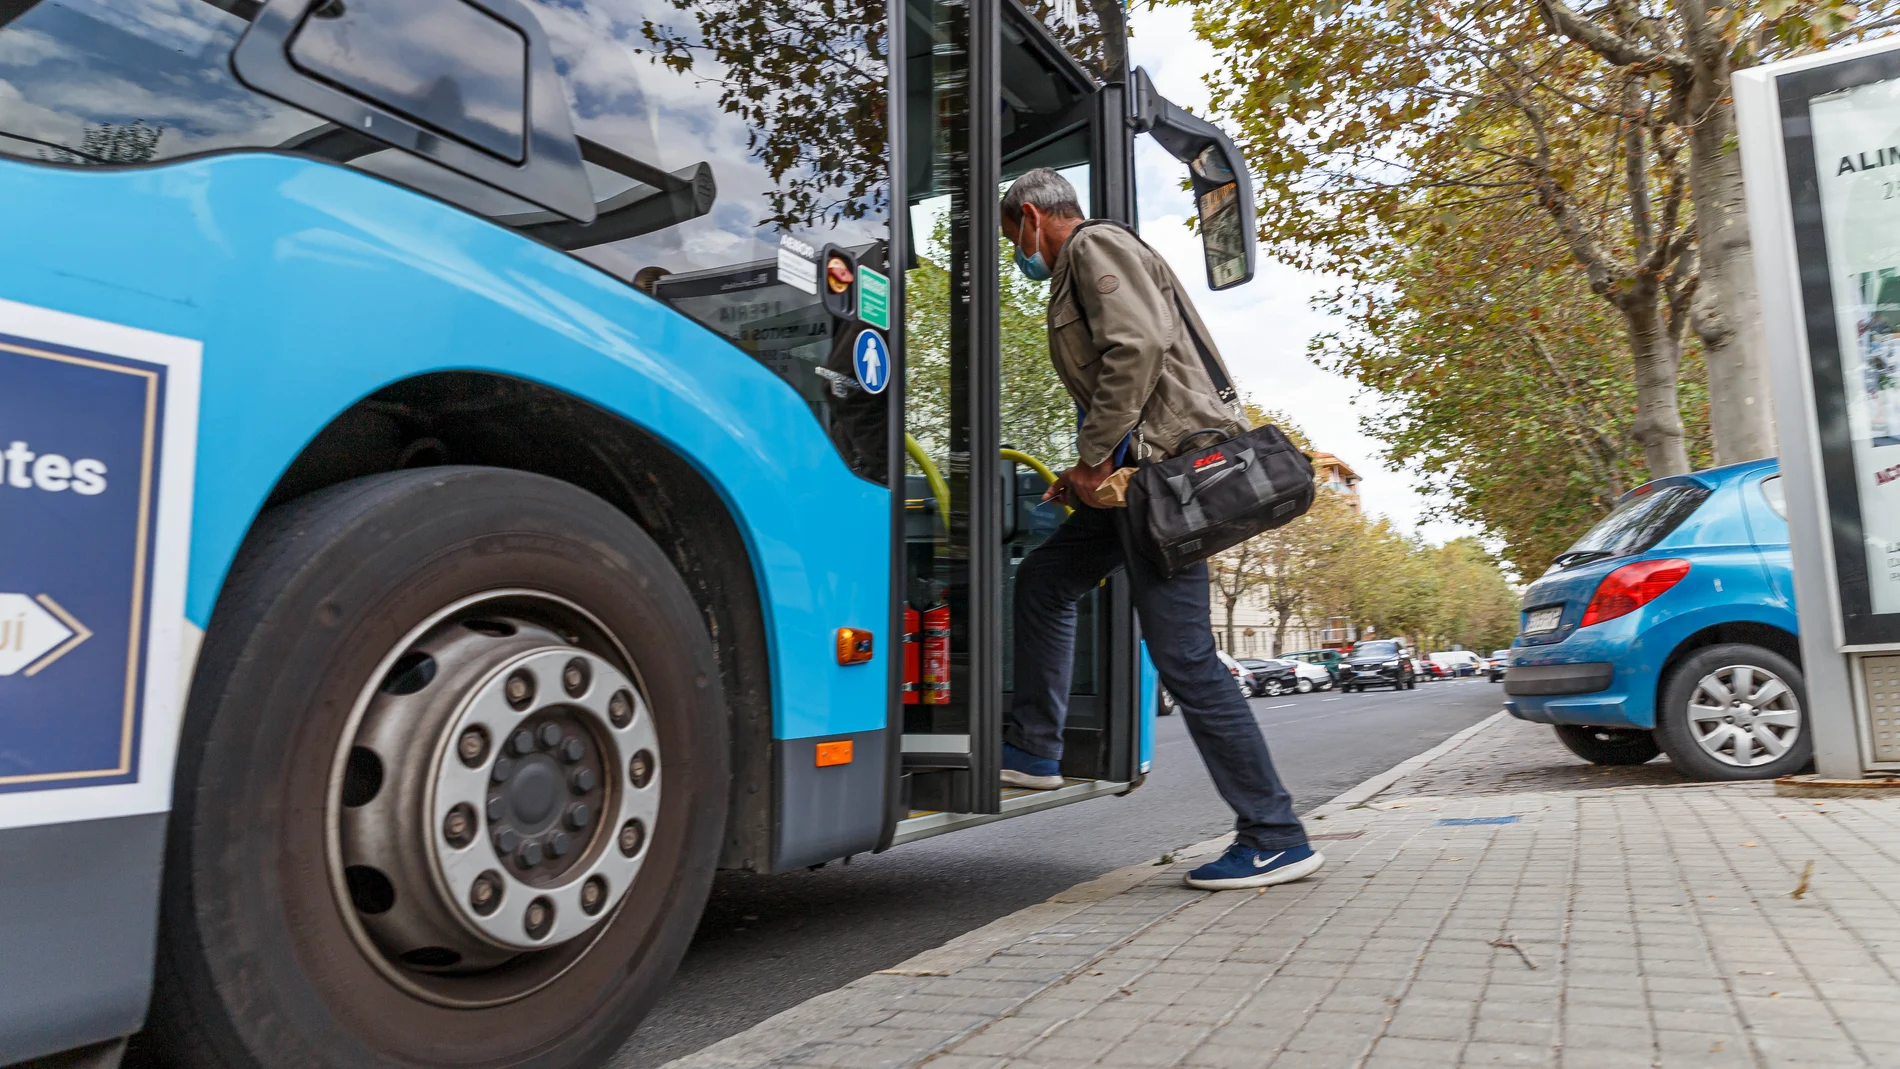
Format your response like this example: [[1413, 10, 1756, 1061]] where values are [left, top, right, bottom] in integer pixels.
[[1015, 246, 1051, 282], [1013, 222, 1051, 281]]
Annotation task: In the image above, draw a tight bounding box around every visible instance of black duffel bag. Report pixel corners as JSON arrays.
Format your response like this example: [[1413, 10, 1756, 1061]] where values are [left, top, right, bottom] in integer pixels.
[[1126, 422, 1315, 577], [1061, 219, 1314, 575]]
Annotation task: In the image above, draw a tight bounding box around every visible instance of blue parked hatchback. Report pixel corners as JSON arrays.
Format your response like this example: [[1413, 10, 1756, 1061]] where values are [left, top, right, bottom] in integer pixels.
[[1504, 458, 1806, 781]]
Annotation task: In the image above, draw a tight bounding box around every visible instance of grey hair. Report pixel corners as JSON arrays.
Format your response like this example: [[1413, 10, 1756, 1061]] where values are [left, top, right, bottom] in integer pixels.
[[1001, 167, 1084, 225]]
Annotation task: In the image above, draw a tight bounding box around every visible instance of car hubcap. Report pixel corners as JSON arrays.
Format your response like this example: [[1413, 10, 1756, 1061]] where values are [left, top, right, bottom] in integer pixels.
[[328, 593, 661, 1005], [1686, 664, 1800, 767]]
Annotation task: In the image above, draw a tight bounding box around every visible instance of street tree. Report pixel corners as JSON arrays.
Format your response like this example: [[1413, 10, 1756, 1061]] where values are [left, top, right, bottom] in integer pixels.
[[1315, 180, 1708, 575], [1211, 537, 1273, 651], [1198, 0, 1702, 476], [1534, 0, 1900, 467]]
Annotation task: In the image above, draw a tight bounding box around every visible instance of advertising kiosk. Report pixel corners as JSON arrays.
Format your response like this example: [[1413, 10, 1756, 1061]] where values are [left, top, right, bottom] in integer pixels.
[[1739, 39, 1900, 778]]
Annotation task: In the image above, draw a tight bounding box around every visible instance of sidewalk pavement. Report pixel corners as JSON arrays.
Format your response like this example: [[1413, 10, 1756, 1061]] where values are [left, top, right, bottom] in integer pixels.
[[661, 714, 1900, 1069]]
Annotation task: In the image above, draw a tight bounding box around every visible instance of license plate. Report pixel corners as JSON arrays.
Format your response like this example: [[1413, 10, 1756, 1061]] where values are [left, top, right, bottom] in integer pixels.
[[1524, 606, 1562, 634]]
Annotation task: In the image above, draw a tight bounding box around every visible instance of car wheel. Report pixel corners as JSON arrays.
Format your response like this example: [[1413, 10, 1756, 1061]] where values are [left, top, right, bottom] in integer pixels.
[[1553, 724, 1661, 766], [1237, 677, 1253, 699], [1655, 644, 1811, 781], [1266, 679, 1287, 697], [143, 469, 728, 1069], [1157, 686, 1177, 716], [1295, 678, 1314, 694]]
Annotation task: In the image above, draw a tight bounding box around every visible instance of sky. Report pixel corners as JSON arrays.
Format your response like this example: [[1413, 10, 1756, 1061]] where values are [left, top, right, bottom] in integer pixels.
[[1123, 5, 1482, 547]]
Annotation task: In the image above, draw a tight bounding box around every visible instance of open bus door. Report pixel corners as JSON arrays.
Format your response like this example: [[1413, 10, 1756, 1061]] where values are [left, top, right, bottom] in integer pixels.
[[886, 0, 1255, 842]]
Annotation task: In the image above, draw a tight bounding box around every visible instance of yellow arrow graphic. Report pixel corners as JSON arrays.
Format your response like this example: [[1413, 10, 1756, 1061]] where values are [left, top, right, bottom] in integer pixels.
[[24, 594, 92, 677]]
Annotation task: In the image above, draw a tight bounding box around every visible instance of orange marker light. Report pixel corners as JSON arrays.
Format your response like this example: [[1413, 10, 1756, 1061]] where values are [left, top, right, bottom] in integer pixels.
[[835, 627, 874, 665], [815, 740, 854, 767]]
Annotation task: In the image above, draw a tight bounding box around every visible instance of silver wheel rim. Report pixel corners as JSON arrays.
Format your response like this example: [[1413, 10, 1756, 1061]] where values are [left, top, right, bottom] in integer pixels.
[[1686, 663, 1801, 767], [324, 590, 661, 1007]]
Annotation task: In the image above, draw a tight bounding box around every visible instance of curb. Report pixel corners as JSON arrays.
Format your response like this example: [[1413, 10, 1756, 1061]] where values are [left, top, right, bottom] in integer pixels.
[[1308, 709, 1508, 815], [879, 708, 1512, 968], [654, 708, 1514, 1069]]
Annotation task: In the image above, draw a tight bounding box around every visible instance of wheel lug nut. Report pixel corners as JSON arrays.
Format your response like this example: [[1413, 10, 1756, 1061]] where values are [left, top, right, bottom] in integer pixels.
[[491, 756, 515, 783], [494, 828, 520, 854], [566, 803, 591, 830], [560, 737, 586, 763], [618, 818, 646, 857], [608, 689, 633, 728], [505, 669, 535, 709], [470, 870, 503, 916], [563, 657, 590, 697], [539, 723, 563, 749], [548, 830, 570, 858], [457, 726, 490, 767], [629, 750, 654, 789], [570, 767, 597, 794], [518, 840, 544, 868], [581, 875, 607, 915], [443, 803, 477, 848], [511, 729, 537, 755], [487, 796, 505, 822], [524, 896, 554, 939]]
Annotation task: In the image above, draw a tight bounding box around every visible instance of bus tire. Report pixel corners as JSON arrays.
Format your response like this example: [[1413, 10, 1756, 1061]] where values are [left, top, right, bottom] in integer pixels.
[[142, 467, 728, 1069]]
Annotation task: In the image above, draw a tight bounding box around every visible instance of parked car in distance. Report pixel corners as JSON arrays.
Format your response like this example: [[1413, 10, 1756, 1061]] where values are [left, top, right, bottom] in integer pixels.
[[1431, 651, 1485, 677], [1216, 649, 1257, 699], [1282, 648, 1345, 681], [1504, 458, 1802, 781], [1283, 658, 1335, 693], [1338, 639, 1417, 692], [1239, 657, 1332, 695], [1237, 658, 1301, 697], [1488, 650, 1510, 683]]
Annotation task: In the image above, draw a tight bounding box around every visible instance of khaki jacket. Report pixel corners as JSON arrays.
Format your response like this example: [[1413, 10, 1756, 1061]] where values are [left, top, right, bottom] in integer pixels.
[[1047, 222, 1246, 466]]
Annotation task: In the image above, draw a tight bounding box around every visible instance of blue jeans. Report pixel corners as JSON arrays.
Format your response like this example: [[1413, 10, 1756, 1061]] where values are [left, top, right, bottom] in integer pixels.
[[1003, 503, 1308, 851]]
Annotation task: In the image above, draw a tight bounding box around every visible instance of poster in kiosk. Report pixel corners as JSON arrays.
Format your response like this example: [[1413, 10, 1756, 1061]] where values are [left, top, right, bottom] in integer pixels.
[[1738, 38, 1900, 779]]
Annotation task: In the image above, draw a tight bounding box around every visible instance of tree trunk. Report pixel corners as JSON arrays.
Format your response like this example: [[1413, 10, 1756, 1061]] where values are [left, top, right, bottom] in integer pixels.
[[1684, 46, 1775, 464], [1621, 295, 1693, 476], [1273, 608, 1293, 657], [1224, 598, 1237, 651]]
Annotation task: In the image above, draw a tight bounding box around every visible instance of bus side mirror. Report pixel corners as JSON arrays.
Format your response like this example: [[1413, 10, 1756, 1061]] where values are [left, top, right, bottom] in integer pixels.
[[1129, 67, 1256, 291]]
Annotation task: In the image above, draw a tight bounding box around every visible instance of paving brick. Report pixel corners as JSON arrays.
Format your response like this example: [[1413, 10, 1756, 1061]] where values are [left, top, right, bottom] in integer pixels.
[[655, 717, 1900, 1069]]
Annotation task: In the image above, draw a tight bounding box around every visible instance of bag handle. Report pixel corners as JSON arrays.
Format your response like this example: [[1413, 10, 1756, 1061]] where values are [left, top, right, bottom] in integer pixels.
[[1175, 427, 1233, 453], [1063, 220, 1241, 410]]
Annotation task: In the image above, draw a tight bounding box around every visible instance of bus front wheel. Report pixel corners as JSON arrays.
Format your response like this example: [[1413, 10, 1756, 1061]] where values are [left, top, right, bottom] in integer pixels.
[[143, 467, 728, 1069]]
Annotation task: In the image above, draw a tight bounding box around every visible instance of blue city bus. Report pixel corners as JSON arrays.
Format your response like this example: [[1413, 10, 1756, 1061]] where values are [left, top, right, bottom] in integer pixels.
[[0, 0, 1256, 1064]]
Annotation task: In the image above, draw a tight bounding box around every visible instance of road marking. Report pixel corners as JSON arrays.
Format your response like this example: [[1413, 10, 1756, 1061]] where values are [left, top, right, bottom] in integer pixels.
[[1269, 703, 1295, 709], [1320, 697, 1341, 702]]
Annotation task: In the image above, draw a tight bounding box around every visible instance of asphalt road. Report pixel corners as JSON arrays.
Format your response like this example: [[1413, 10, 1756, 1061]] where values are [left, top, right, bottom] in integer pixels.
[[608, 677, 1504, 1069]]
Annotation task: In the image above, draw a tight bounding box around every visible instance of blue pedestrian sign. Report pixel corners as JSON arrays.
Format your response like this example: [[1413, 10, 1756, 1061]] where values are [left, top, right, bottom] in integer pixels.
[[852, 329, 890, 394]]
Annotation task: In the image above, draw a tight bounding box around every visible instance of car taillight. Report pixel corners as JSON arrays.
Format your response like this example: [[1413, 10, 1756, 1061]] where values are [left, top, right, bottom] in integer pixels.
[[1579, 558, 1691, 627]]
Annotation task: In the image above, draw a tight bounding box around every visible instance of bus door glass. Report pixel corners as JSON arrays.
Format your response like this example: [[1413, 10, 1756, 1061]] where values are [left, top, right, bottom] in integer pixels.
[[899, 0, 1135, 818]]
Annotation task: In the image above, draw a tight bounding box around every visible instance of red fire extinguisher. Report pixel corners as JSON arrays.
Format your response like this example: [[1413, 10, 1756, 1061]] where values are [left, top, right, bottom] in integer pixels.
[[902, 605, 921, 705], [921, 603, 950, 705]]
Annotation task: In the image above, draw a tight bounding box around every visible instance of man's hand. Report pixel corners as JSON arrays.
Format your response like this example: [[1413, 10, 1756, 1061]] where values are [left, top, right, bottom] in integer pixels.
[[1047, 456, 1118, 509]]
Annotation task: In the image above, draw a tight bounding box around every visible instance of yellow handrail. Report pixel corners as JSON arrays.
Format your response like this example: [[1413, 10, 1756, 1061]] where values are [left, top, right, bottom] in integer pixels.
[[999, 448, 1058, 486], [903, 436, 1073, 525], [999, 448, 1071, 516], [903, 433, 951, 523]]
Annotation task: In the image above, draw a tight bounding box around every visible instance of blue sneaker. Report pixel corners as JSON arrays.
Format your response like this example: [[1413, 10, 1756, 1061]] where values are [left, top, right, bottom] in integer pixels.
[[1184, 842, 1324, 890], [1000, 743, 1063, 790]]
